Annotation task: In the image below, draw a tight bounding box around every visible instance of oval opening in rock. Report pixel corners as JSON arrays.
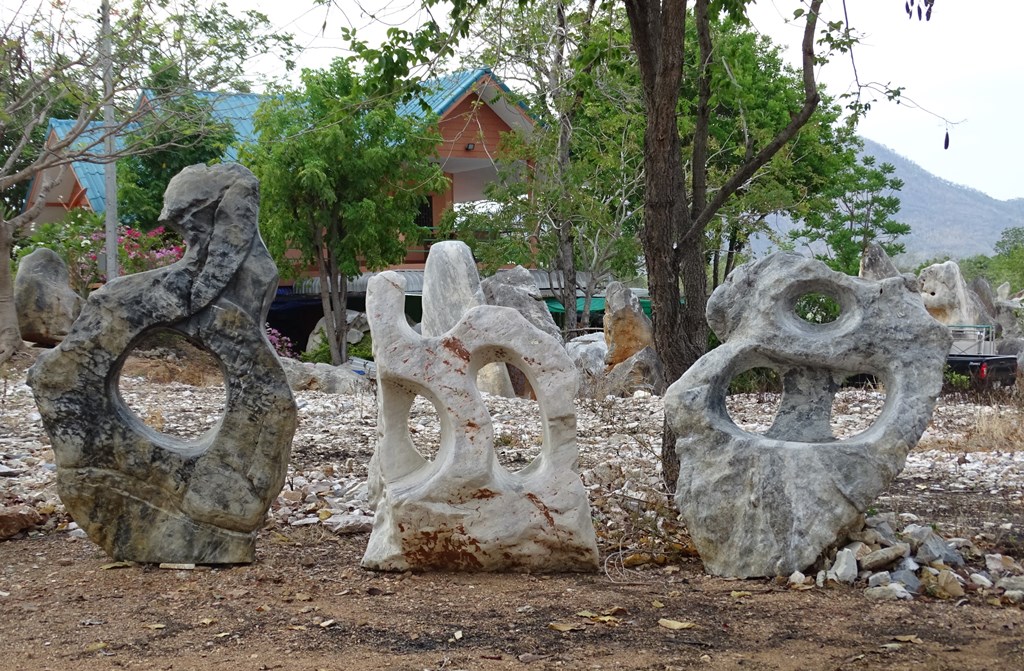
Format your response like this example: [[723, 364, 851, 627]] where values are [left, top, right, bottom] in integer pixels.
[[407, 394, 441, 462], [117, 329, 226, 441], [794, 292, 841, 324], [489, 365, 543, 474], [725, 367, 782, 434], [831, 378, 886, 440]]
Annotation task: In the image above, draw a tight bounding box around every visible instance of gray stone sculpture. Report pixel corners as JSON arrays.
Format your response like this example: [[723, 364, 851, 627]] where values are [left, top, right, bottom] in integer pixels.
[[665, 252, 950, 578], [362, 271, 599, 572], [919, 260, 990, 325], [15, 247, 83, 346], [421, 240, 515, 397], [28, 163, 297, 564], [480, 265, 562, 344]]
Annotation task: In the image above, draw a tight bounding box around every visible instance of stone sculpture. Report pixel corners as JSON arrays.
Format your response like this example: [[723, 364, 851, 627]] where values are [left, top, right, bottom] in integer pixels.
[[603, 282, 653, 367], [15, 247, 83, 346], [480, 266, 562, 344], [421, 240, 515, 397], [28, 163, 297, 564], [918, 260, 990, 325], [665, 252, 950, 578], [362, 271, 599, 572]]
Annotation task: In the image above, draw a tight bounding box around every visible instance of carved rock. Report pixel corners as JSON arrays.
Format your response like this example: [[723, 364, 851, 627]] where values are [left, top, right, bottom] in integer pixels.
[[421, 241, 514, 397], [362, 271, 599, 572], [27, 164, 297, 564], [919, 260, 991, 325], [481, 265, 562, 344], [15, 248, 83, 346], [603, 346, 666, 396], [665, 253, 950, 578], [603, 282, 653, 367]]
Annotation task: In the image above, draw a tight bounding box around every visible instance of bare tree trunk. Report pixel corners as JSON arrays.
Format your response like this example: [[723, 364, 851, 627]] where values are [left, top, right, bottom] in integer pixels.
[[0, 221, 22, 363]]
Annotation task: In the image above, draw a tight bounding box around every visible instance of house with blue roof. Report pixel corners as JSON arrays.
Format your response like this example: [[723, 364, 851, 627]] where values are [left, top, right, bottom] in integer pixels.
[[24, 69, 535, 269]]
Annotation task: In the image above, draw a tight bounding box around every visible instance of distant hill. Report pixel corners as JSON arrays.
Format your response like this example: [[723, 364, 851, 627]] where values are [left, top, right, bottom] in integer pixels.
[[757, 138, 1024, 266], [861, 138, 1024, 264]]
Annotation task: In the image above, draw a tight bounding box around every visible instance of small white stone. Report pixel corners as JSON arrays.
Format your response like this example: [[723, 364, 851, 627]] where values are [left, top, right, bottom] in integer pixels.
[[970, 573, 993, 589], [868, 571, 891, 587]]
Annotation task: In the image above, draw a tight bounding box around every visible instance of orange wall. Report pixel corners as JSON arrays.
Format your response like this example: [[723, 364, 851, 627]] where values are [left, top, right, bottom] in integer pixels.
[[437, 93, 513, 161]]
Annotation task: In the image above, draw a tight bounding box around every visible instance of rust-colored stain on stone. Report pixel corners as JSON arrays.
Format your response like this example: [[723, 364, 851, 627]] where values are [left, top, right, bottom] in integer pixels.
[[440, 336, 472, 362], [401, 524, 484, 570], [525, 493, 555, 528]]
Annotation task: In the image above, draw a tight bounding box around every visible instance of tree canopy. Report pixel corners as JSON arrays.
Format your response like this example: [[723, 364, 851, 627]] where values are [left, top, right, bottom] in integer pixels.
[[245, 60, 447, 364]]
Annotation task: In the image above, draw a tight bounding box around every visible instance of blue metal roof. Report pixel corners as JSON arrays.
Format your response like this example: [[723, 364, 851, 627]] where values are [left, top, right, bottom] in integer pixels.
[[396, 68, 494, 120], [41, 72, 520, 214], [47, 119, 126, 213]]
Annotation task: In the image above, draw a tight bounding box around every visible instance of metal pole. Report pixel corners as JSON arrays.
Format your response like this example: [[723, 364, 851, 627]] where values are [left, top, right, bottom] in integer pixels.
[[101, 0, 118, 279]]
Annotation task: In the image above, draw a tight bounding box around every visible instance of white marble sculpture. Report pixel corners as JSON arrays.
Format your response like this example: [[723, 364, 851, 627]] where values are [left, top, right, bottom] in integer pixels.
[[665, 253, 950, 578], [362, 271, 599, 572]]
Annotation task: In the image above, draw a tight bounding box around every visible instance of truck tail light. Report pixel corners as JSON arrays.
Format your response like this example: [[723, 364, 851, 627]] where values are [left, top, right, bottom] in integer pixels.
[[980, 362, 988, 380]]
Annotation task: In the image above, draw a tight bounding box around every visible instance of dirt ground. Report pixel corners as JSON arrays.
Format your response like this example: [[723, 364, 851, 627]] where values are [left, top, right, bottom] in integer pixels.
[[2, 347, 1023, 671], [1, 528, 1022, 671]]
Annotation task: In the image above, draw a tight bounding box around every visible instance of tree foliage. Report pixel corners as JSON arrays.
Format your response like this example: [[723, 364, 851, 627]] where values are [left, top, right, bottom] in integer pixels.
[[0, 0, 295, 362], [245, 60, 447, 365], [790, 154, 908, 275]]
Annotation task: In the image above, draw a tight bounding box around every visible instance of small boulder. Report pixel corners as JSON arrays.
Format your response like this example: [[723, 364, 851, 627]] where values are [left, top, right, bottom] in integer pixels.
[[14, 248, 83, 346], [0, 505, 44, 539]]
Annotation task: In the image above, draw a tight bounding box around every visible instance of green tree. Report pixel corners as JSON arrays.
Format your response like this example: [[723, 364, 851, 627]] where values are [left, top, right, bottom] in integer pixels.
[[446, 0, 645, 331], [790, 154, 908, 275], [0, 0, 295, 363], [117, 63, 237, 231], [245, 60, 448, 365]]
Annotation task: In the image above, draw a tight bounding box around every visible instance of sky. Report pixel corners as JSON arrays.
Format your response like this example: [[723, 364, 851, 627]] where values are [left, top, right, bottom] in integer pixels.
[[44, 0, 1019, 202]]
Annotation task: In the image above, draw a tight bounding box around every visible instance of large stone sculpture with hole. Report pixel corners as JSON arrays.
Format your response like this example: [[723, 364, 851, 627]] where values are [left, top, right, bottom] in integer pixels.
[[362, 271, 599, 572], [27, 163, 297, 564], [665, 252, 950, 578]]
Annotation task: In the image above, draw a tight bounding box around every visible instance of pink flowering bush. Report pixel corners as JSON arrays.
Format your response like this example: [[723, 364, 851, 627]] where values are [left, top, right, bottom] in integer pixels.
[[265, 324, 296, 359], [117, 225, 185, 275]]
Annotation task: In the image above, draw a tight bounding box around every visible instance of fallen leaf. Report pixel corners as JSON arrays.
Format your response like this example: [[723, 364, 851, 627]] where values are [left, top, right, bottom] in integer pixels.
[[99, 562, 133, 570], [293, 593, 312, 602], [575, 610, 600, 618], [601, 606, 628, 616], [651, 600, 665, 609], [658, 618, 696, 630], [158, 563, 195, 570], [319, 619, 336, 628], [255, 604, 271, 613], [143, 623, 166, 630], [199, 618, 217, 626], [214, 632, 231, 638], [730, 591, 753, 599], [622, 552, 652, 568], [84, 641, 108, 652], [548, 622, 586, 632], [893, 635, 923, 644]]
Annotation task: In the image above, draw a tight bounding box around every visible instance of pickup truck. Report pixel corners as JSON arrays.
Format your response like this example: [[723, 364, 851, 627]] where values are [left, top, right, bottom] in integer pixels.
[[945, 325, 1018, 390]]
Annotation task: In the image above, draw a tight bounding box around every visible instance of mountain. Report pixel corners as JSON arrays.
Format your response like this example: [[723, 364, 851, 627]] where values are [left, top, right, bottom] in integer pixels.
[[757, 138, 1024, 265], [861, 138, 1024, 263]]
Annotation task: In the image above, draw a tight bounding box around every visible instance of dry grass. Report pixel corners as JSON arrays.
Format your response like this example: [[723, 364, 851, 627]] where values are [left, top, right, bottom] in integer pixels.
[[959, 401, 1024, 452]]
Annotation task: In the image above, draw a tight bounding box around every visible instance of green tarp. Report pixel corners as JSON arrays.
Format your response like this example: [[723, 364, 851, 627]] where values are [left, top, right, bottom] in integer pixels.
[[544, 296, 652, 317]]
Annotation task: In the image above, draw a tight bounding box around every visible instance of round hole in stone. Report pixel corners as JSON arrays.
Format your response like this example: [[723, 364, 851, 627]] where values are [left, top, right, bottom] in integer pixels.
[[794, 292, 841, 324], [724, 367, 782, 435], [488, 364, 543, 474], [831, 377, 886, 440], [117, 329, 226, 441], [407, 394, 441, 462]]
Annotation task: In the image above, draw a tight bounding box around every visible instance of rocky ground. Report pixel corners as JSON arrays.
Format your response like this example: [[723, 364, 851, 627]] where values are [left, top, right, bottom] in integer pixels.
[[1, 346, 1023, 670]]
